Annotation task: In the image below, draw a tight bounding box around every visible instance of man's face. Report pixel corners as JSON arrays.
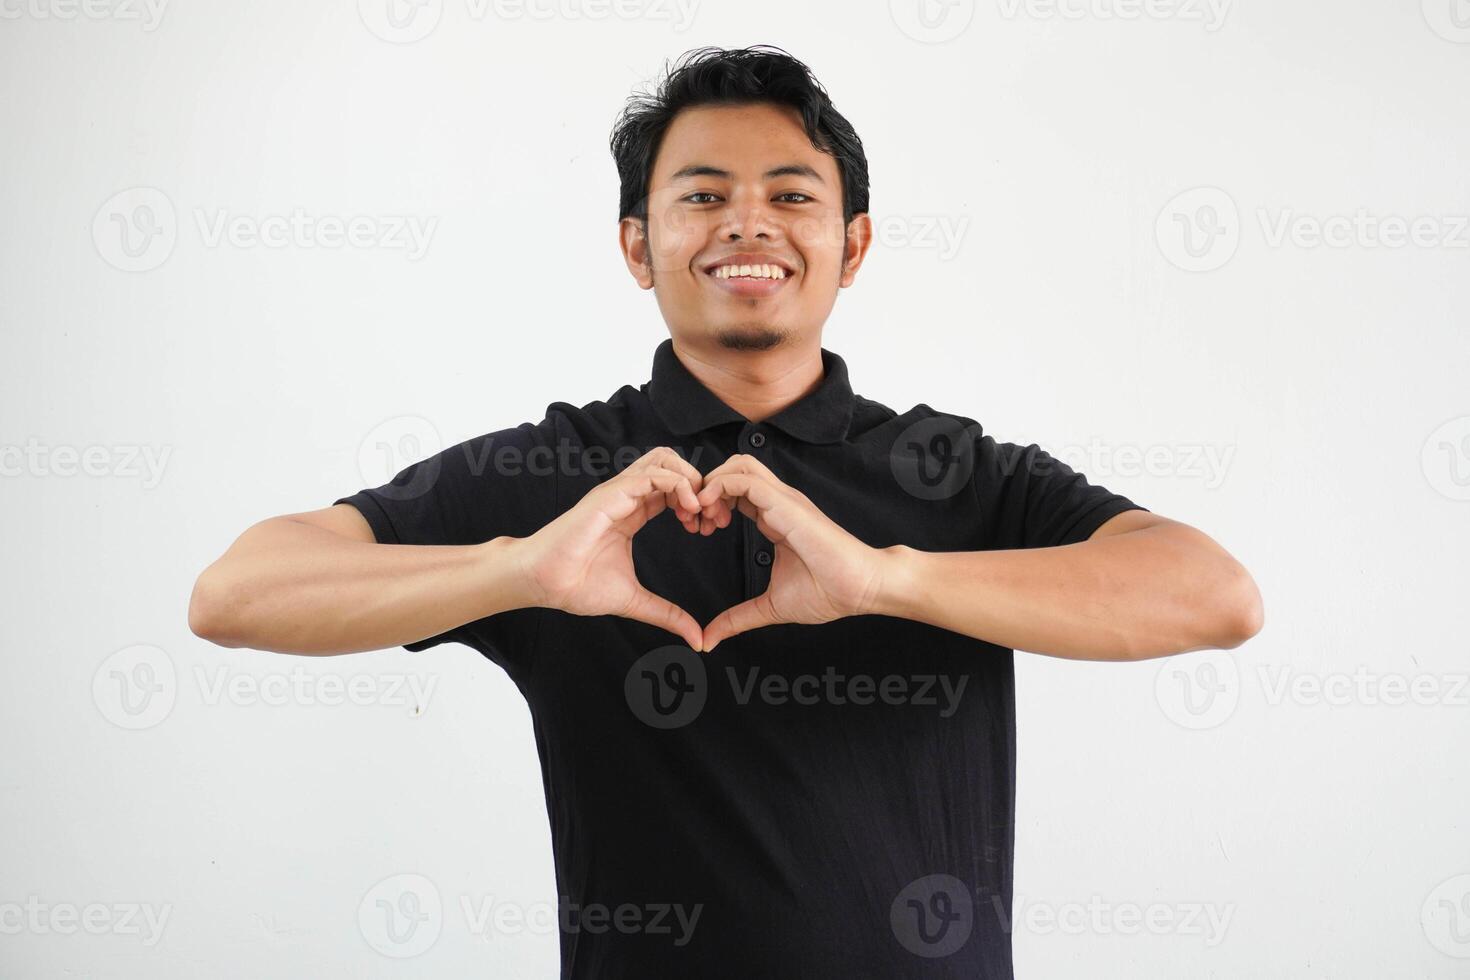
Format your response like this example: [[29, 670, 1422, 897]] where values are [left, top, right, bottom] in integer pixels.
[[620, 102, 872, 352]]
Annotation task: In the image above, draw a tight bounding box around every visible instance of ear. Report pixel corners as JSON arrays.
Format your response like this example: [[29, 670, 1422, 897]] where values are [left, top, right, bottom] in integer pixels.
[[838, 212, 874, 289], [619, 216, 655, 290]]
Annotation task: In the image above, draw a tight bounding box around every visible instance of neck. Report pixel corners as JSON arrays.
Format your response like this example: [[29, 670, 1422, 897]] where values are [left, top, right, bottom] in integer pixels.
[[671, 336, 824, 424]]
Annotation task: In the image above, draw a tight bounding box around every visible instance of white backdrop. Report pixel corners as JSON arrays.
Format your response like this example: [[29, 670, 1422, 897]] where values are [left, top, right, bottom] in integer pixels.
[[3, 1, 1468, 976]]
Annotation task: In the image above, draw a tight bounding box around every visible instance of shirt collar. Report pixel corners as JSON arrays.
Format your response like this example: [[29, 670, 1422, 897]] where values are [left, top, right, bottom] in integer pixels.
[[648, 337, 855, 445]]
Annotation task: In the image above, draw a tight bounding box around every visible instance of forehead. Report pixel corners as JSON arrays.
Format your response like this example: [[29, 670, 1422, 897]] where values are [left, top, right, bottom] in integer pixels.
[[649, 102, 839, 184]]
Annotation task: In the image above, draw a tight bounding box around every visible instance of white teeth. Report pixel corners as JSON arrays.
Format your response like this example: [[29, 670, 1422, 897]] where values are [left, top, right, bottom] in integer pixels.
[[712, 263, 787, 280]]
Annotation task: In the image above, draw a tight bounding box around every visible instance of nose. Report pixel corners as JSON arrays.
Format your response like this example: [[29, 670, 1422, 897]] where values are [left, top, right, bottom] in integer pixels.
[[717, 192, 776, 242]]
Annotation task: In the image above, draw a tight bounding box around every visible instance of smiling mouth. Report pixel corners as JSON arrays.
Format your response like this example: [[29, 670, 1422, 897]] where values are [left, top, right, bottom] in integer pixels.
[[700, 257, 796, 299], [702, 263, 793, 297], [706, 262, 789, 281]]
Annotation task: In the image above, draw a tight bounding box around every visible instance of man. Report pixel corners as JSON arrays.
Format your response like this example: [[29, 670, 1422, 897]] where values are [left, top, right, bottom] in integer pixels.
[[189, 45, 1262, 979]]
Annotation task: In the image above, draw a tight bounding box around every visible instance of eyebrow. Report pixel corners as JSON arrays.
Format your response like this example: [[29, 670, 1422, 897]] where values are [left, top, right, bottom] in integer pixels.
[[668, 163, 826, 184]]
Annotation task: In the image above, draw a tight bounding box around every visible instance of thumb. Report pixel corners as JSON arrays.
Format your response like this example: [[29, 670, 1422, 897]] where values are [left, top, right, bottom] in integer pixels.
[[701, 594, 776, 654], [622, 587, 704, 652]]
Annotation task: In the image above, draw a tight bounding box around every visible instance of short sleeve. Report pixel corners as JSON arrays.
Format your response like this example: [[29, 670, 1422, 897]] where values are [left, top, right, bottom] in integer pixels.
[[974, 435, 1147, 550], [333, 415, 560, 680]]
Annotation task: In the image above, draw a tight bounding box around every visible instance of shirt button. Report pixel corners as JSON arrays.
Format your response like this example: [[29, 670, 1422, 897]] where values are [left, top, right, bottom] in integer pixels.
[[748, 431, 766, 448], [754, 549, 772, 566]]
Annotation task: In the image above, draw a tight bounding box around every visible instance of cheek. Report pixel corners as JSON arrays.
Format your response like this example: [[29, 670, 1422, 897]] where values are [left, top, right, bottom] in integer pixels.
[[787, 213, 848, 276], [646, 207, 715, 276]]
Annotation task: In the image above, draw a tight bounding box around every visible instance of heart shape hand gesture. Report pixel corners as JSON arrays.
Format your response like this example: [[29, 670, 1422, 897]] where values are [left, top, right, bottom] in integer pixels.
[[691, 452, 891, 652], [513, 446, 894, 652]]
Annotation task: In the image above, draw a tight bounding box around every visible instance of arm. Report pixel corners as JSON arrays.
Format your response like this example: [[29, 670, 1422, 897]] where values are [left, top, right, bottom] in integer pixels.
[[690, 455, 1263, 659], [188, 447, 712, 656], [187, 503, 535, 656], [873, 509, 1265, 661]]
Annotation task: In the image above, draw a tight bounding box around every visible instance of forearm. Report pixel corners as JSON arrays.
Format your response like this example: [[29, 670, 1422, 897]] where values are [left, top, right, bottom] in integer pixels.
[[874, 523, 1263, 661], [189, 518, 535, 655]]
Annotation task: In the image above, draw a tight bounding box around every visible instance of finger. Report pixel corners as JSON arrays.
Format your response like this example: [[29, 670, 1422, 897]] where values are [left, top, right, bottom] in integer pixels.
[[630, 447, 705, 499], [652, 457, 719, 531], [621, 450, 703, 526], [696, 483, 743, 534], [696, 472, 783, 516], [698, 503, 732, 536], [717, 452, 778, 481], [611, 474, 668, 526], [648, 466, 703, 515], [695, 455, 750, 528], [700, 451, 762, 477], [703, 473, 800, 546], [643, 492, 665, 523], [701, 593, 777, 653], [702, 492, 742, 534], [699, 452, 783, 497], [660, 467, 705, 519], [623, 587, 704, 652], [650, 485, 699, 534], [617, 466, 703, 522], [641, 473, 687, 525], [696, 493, 728, 535]]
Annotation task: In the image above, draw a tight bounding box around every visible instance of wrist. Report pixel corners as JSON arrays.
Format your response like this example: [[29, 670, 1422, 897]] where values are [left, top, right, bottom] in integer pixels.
[[476, 535, 545, 613], [871, 543, 926, 620]]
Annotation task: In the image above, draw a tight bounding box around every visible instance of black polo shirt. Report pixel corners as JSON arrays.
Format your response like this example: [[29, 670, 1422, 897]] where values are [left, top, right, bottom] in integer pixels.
[[335, 338, 1144, 979]]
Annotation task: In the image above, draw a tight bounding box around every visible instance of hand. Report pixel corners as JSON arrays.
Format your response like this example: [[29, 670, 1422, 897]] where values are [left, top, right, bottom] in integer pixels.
[[513, 447, 707, 650], [693, 454, 892, 653]]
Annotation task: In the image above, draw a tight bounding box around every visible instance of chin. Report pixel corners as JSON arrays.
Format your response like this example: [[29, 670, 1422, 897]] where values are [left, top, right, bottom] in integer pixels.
[[713, 322, 790, 352]]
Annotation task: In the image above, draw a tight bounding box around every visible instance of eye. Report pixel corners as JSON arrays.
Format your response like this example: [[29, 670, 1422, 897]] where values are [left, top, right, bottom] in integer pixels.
[[682, 192, 721, 204], [777, 192, 813, 203]]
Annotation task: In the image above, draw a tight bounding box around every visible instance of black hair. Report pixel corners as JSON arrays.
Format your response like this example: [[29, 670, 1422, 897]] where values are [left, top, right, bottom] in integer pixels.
[[609, 45, 870, 230]]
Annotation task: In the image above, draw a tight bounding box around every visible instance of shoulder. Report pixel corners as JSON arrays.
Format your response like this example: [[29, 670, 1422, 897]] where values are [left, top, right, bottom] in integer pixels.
[[538, 384, 643, 447], [847, 393, 990, 450]]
